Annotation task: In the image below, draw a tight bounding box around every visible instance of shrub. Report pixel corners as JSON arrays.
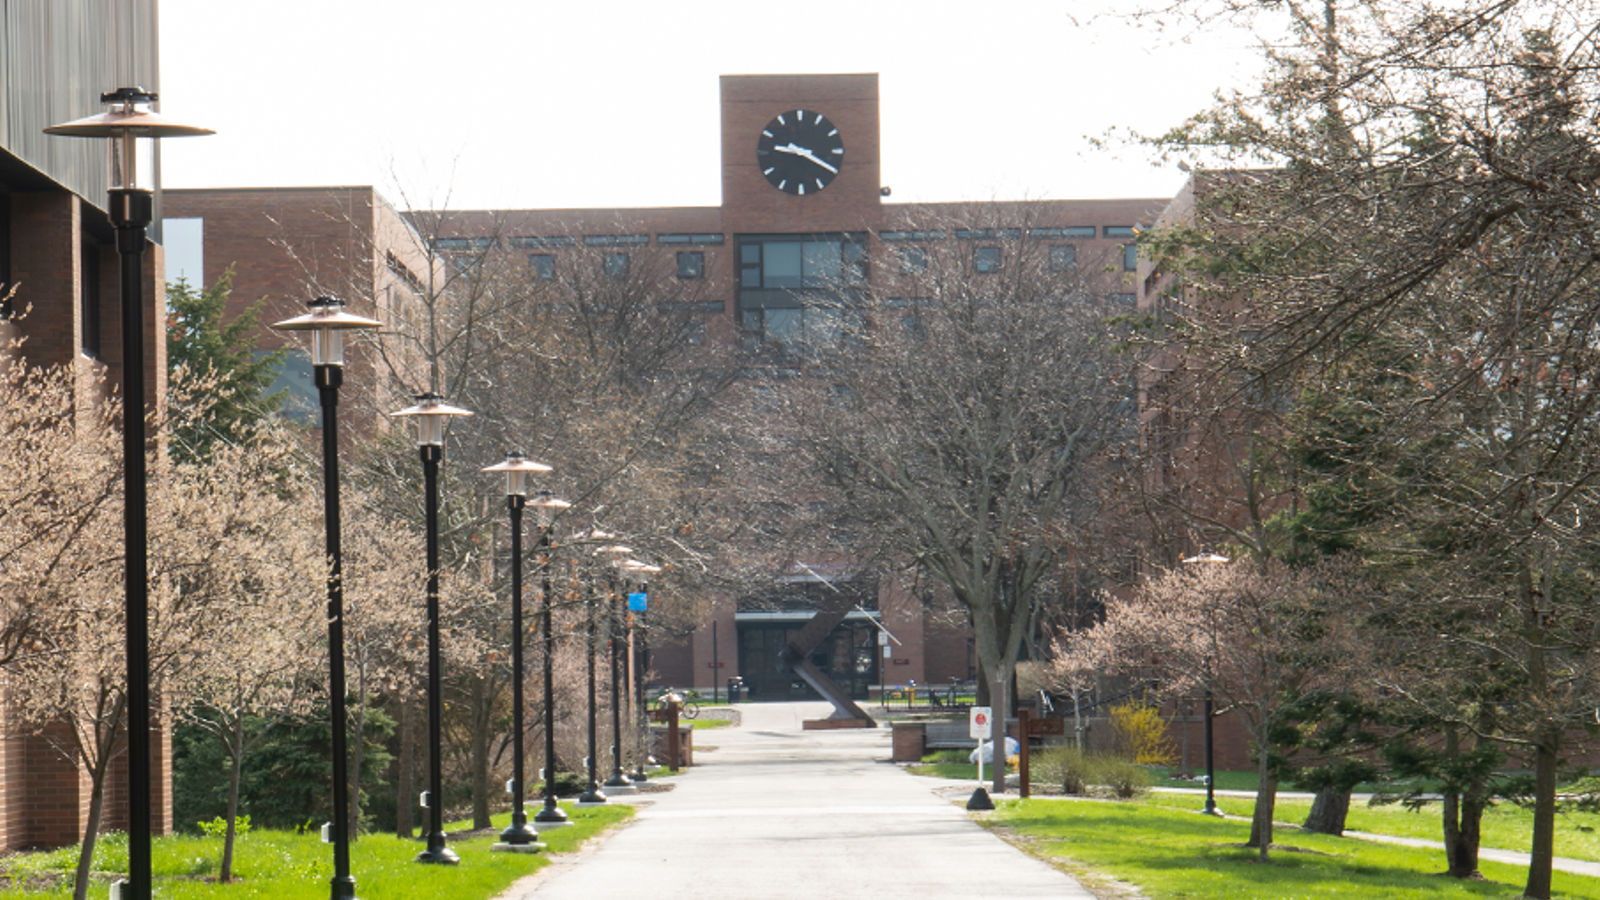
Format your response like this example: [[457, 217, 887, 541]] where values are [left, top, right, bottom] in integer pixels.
[[196, 814, 250, 838], [1108, 700, 1178, 767], [1033, 745, 1095, 795], [1096, 756, 1154, 798], [1030, 746, 1154, 798]]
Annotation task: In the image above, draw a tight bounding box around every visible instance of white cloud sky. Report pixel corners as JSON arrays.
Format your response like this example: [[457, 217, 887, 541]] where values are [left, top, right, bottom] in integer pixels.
[[157, 0, 1260, 211]]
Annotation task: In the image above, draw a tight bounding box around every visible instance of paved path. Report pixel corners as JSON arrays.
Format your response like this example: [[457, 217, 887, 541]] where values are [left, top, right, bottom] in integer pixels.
[[494, 701, 1093, 899]]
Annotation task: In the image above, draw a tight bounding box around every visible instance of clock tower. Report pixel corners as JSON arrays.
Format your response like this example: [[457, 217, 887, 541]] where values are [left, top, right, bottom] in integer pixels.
[[720, 74, 884, 233]]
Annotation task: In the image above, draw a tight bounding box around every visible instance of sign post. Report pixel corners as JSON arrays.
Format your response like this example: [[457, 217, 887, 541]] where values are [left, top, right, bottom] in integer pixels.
[[967, 707, 995, 810]]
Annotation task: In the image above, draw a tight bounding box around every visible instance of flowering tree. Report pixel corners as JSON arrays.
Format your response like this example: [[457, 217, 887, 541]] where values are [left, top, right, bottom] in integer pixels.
[[1057, 555, 1365, 860]]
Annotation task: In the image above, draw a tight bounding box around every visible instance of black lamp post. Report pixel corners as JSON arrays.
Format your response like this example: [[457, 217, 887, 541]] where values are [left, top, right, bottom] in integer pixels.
[[592, 542, 635, 792], [393, 394, 473, 865], [619, 561, 660, 781], [576, 562, 608, 807], [273, 298, 380, 898], [45, 88, 211, 900], [529, 490, 573, 827], [1182, 551, 1230, 818], [483, 452, 554, 851]]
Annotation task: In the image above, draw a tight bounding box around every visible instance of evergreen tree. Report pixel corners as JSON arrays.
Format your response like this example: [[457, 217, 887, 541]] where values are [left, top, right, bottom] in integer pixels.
[[166, 270, 286, 462]]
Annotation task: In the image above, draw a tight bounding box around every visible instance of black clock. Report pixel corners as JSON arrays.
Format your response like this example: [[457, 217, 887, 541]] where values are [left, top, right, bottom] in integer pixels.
[[756, 109, 845, 195]]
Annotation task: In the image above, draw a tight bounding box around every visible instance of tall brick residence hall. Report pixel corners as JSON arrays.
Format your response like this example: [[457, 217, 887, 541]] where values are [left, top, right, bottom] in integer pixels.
[[163, 73, 1168, 712], [0, 3, 174, 853]]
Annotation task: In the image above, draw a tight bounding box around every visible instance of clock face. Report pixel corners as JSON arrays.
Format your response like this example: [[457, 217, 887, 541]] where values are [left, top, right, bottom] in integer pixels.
[[756, 109, 845, 196]]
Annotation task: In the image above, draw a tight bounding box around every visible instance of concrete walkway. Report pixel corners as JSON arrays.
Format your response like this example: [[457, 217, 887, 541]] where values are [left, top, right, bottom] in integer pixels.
[[493, 701, 1094, 899]]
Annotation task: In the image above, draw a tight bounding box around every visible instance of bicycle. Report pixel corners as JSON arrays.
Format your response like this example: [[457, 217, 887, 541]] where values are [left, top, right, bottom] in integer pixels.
[[653, 688, 700, 719]]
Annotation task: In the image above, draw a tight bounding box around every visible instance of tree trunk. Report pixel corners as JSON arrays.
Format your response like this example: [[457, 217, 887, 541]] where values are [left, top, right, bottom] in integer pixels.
[[989, 664, 1010, 796], [395, 697, 414, 838], [221, 719, 245, 882], [1301, 785, 1349, 836], [470, 675, 492, 830], [1438, 725, 1484, 879], [1245, 726, 1276, 861], [1524, 732, 1559, 899], [348, 692, 367, 839], [72, 759, 111, 900]]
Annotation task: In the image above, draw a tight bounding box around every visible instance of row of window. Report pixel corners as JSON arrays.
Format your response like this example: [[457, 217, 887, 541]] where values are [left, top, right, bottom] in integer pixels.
[[522, 240, 1135, 283], [526, 249, 708, 281], [880, 224, 1136, 241], [437, 232, 727, 252]]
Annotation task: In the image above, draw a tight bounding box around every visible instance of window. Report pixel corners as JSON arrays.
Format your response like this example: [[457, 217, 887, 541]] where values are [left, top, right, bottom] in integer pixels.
[[1029, 226, 1096, 239], [603, 252, 629, 279], [1103, 225, 1138, 238], [1049, 244, 1077, 271], [529, 253, 555, 279], [898, 246, 927, 274], [80, 240, 101, 357], [956, 228, 1022, 241], [510, 235, 575, 249], [677, 251, 704, 279], [583, 234, 649, 247], [1122, 244, 1138, 271], [737, 234, 867, 291], [880, 229, 946, 242], [974, 246, 1001, 274], [657, 233, 725, 246]]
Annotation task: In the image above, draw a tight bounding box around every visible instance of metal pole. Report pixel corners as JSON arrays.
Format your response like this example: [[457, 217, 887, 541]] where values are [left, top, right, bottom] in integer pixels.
[[416, 446, 457, 864], [1203, 691, 1218, 815], [112, 187, 154, 900], [535, 526, 569, 825], [500, 496, 538, 845], [605, 579, 629, 788], [632, 603, 650, 782], [318, 365, 358, 897], [578, 584, 605, 804]]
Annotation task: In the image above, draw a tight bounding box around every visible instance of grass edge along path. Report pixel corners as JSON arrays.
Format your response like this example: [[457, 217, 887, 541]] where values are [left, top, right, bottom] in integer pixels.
[[0, 803, 633, 899], [983, 796, 1600, 900]]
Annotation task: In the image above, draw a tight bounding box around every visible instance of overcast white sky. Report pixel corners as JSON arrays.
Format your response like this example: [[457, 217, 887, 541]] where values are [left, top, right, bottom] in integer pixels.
[[157, 0, 1260, 212]]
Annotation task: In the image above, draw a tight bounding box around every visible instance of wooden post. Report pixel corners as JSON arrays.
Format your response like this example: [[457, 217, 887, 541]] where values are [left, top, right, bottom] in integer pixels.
[[1016, 708, 1031, 799], [667, 699, 681, 773]]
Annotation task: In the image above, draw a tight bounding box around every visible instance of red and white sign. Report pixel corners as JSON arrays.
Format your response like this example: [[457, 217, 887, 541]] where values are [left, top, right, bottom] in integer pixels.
[[969, 706, 992, 739]]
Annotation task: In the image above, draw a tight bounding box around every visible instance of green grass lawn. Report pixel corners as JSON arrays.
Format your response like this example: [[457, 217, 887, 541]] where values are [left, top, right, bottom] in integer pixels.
[[0, 803, 631, 899], [1270, 796, 1600, 864], [991, 796, 1600, 899]]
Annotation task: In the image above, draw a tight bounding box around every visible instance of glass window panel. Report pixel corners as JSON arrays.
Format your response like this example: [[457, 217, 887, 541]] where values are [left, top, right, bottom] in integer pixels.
[[603, 252, 630, 278], [764, 242, 802, 287], [806, 306, 842, 349], [741, 243, 762, 265], [802, 242, 841, 286], [677, 251, 704, 279], [741, 266, 763, 288], [529, 253, 555, 279], [974, 246, 1001, 274], [1049, 244, 1077, 271], [766, 307, 803, 346]]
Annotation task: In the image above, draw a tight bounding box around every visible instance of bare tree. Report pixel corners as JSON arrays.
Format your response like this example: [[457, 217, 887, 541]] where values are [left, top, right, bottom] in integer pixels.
[[779, 214, 1138, 794]]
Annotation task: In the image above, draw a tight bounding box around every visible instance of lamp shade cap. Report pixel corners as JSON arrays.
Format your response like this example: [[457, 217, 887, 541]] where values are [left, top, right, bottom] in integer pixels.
[[272, 296, 382, 332], [483, 452, 554, 475], [391, 393, 474, 419]]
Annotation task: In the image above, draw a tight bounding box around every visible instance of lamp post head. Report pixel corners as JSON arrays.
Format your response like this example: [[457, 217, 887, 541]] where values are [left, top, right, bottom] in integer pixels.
[[391, 392, 472, 447], [527, 489, 572, 528], [272, 297, 381, 367], [482, 451, 553, 498], [619, 559, 662, 576], [1181, 552, 1231, 566], [44, 87, 212, 191]]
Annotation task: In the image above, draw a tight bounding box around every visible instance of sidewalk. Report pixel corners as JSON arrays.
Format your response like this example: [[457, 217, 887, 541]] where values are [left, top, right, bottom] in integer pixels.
[[493, 701, 1094, 899]]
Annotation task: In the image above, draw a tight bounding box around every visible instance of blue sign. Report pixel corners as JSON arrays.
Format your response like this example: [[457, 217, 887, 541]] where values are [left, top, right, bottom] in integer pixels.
[[628, 592, 648, 611]]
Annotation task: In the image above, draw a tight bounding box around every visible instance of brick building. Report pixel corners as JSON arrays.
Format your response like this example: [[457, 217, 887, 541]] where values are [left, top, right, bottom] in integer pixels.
[[0, 0, 175, 853], [157, 73, 1166, 713], [423, 74, 1167, 703]]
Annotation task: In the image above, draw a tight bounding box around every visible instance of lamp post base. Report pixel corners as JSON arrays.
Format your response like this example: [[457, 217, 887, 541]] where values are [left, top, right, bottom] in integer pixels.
[[414, 837, 459, 866], [330, 874, 357, 899], [492, 841, 547, 853], [603, 771, 633, 789], [576, 787, 608, 806], [535, 801, 571, 827], [498, 815, 540, 846]]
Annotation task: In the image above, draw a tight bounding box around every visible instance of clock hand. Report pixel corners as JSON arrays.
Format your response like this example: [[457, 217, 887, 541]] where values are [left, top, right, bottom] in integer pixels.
[[796, 148, 838, 174]]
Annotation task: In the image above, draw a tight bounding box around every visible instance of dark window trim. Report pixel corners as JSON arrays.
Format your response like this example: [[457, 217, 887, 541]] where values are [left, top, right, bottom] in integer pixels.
[[583, 234, 650, 247], [509, 235, 576, 249], [1029, 226, 1096, 238], [657, 233, 726, 246]]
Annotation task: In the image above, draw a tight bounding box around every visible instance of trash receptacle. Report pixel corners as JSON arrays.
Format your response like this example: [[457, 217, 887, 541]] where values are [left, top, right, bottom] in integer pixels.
[[727, 676, 744, 704]]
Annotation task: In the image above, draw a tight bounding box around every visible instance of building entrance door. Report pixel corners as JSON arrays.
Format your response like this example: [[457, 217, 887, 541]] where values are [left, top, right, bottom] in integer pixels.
[[737, 619, 880, 701]]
